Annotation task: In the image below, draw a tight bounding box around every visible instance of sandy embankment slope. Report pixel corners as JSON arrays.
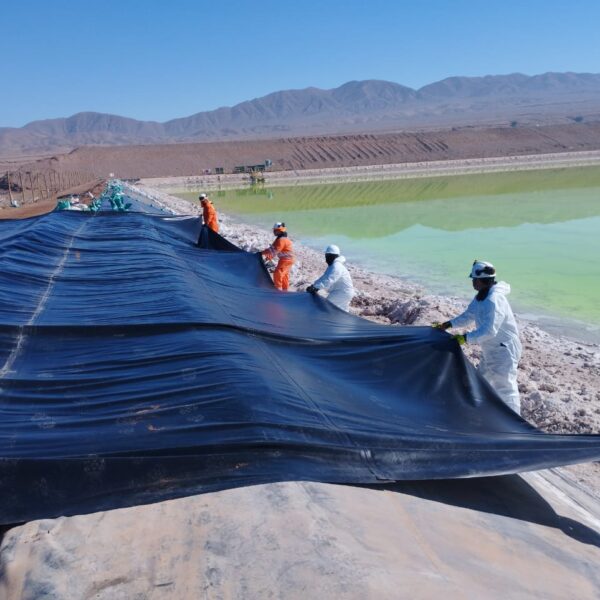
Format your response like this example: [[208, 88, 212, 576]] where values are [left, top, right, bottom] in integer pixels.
[[1, 474, 600, 600], [0, 179, 105, 219], [9, 121, 600, 182]]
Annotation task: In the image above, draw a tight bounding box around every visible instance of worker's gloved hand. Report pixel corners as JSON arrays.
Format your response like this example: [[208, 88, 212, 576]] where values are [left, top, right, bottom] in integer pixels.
[[306, 285, 318, 294], [452, 333, 467, 345], [432, 321, 452, 330]]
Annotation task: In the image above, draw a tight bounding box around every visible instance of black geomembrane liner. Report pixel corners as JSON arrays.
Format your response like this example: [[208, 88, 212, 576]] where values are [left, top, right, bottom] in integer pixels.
[[0, 200, 599, 523]]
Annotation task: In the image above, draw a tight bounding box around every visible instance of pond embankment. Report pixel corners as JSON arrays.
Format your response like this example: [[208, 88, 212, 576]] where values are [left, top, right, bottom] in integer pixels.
[[140, 149, 600, 192]]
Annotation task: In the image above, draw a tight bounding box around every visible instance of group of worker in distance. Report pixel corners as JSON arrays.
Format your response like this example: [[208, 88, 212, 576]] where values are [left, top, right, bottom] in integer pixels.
[[199, 194, 522, 414]]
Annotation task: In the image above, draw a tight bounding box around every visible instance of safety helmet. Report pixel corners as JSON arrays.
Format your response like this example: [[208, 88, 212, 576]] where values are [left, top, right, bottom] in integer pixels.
[[199, 193, 207, 201], [325, 244, 340, 255], [470, 260, 496, 279], [273, 222, 286, 234]]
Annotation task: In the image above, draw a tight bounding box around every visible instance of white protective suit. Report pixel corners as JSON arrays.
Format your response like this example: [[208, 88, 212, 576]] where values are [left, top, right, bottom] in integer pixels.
[[451, 281, 522, 413], [312, 256, 355, 312]]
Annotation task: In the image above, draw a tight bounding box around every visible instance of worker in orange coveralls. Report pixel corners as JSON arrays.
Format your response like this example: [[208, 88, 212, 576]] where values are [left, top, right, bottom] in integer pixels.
[[199, 193, 219, 233], [261, 222, 295, 291]]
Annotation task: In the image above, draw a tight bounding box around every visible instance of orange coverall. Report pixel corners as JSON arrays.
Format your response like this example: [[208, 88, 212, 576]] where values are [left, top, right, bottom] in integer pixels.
[[202, 201, 219, 233], [262, 236, 295, 291]]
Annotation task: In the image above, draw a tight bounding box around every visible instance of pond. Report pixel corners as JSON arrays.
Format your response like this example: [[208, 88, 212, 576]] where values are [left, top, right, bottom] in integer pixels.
[[178, 167, 600, 341]]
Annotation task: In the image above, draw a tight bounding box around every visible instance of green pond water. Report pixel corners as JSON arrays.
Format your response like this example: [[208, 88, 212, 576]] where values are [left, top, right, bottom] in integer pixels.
[[178, 167, 600, 341]]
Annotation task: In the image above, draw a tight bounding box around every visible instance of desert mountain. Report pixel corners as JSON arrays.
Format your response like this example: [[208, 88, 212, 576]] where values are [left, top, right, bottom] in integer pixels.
[[2, 72, 600, 156]]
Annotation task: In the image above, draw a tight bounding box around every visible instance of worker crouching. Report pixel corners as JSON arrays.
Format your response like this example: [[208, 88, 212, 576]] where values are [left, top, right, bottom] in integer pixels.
[[434, 260, 523, 414], [306, 244, 355, 311], [199, 194, 219, 233], [261, 222, 295, 291]]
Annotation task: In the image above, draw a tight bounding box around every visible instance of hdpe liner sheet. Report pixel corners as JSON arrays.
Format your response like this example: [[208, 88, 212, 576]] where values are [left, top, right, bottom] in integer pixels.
[[1, 206, 600, 523]]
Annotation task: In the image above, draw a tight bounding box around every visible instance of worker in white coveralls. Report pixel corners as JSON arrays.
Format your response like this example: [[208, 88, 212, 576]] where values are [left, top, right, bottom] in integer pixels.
[[434, 260, 523, 414], [306, 244, 355, 312]]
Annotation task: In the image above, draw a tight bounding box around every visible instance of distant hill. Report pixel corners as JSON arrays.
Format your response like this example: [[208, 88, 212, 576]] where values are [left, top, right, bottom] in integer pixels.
[[2, 72, 600, 156]]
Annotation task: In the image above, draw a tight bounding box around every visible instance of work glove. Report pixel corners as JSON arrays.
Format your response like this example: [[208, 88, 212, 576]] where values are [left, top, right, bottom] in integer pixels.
[[452, 333, 467, 345], [306, 285, 318, 294], [432, 321, 452, 330]]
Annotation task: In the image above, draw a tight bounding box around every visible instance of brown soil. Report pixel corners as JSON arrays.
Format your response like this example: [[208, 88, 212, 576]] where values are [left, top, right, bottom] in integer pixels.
[[0, 179, 105, 219], [11, 121, 600, 180], [0, 153, 57, 172], [0, 198, 58, 219]]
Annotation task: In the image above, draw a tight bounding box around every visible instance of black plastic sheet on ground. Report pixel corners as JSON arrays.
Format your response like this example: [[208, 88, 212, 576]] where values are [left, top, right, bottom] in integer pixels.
[[1, 201, 600, 523]]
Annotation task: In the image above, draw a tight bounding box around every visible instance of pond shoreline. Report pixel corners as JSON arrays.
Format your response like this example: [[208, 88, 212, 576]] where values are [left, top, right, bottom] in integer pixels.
[[139, 149, 600, 192], [175, 166, 600, 344]]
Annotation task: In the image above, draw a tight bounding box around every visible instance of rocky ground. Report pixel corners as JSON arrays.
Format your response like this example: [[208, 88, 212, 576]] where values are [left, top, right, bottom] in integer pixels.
[[130, 182, 600, 493]]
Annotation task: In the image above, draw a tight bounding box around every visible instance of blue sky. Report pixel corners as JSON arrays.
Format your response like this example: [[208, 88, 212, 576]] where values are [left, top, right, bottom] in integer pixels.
[[2, 0, 599, 126]]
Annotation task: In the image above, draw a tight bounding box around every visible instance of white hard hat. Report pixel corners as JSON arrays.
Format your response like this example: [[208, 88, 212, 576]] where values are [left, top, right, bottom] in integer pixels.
[[470, 260, 496, 279], [325, 244, 340, 255], [199, 193, 207, 200]]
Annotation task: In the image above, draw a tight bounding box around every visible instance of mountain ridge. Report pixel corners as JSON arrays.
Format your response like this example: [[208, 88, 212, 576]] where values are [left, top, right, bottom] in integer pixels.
[[2, 72, 600, 156]]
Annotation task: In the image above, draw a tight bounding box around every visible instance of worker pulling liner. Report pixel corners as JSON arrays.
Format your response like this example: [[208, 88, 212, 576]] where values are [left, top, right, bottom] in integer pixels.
[[261, 222, 295, 291], [199, 193, 219, 233], [434, 260, 523, 414], [197, 207, 520, 415], [306, 244, 355, 312]]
